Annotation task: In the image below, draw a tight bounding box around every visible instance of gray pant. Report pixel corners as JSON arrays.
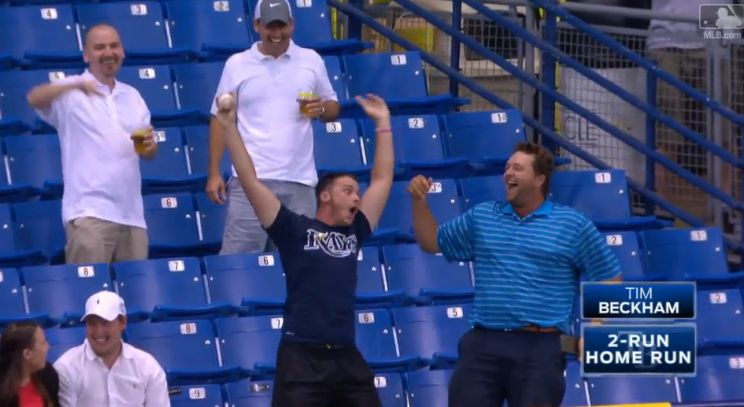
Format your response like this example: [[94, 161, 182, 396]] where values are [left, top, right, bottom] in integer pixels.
[[219, 177, 317, 255]]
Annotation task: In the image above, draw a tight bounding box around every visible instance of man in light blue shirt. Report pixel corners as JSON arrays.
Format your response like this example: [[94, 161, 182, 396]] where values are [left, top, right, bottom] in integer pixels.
[[409, 142, 622, 407]]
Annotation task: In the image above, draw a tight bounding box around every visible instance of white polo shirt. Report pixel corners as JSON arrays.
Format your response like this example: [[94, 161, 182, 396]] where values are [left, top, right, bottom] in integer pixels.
[[210, 41, 338, 187], [36, 70, 149, 229], [53, 340, 170, 407]]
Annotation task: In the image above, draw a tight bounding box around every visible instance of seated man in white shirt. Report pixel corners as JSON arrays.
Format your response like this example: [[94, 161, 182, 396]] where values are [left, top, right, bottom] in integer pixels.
[[53, 291, 170, 407]]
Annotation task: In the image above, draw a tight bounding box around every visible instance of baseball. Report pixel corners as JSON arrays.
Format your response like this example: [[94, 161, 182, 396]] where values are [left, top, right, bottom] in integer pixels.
[[217, 93, 234, 110]]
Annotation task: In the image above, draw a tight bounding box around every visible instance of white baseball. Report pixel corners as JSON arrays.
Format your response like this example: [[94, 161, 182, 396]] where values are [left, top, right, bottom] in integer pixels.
[[217, 93, 234, 110]]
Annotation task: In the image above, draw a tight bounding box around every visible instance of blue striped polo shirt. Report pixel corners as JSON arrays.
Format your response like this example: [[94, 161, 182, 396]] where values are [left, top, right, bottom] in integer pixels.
[[436, 200, 622, 333]]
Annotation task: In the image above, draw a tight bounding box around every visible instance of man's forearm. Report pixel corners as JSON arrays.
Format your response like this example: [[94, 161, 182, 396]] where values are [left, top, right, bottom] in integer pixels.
[[208, 117, 227, 177], [412, 199, 440, 253], [369, 116, 393, 182], [319, 100, 341, 122], [26, 83, 77, 109]]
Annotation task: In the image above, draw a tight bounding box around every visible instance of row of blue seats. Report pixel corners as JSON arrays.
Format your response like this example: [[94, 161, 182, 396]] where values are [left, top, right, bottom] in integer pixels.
[[1, 169, 677, 264], [1, 225, 738, 326], [159, 363, 744, 407], [31, 308, 744, 405], [0, 0, 371, 68], [0, 51, 467, 135], [0, 111, 544, 199]]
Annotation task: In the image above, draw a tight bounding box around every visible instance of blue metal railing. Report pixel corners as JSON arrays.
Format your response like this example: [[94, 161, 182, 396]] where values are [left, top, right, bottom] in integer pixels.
[[327, 0, 743, 253]]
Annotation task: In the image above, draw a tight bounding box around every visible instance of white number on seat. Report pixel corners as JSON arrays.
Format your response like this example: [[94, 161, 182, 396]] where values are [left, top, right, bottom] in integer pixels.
[[690, 230, 708, 242], [130, 4, 148, 15], [213, 1, 230, 11], [189, 387, 206, 399], [594, 172, 611, 184], [40, 8, 58, 19], [491, 112, 507, 123], [408, 117, 424, 129], [447, 306, 463, 318], [180, 323, 197, 334], [326, 122, 342, 133], [271, 317, 283, 329], [710, 292, 728, 304], [390, 54, 407, 65], [258, 254, 274, 266], [358, 312, 374, 324], [606, 234, 623, 246], [168, 260, 185, 272], [374, 376, 387, 388], [161, 197, 178, 208], [77, 266, 95, 278], [429, 182, 442, 193]]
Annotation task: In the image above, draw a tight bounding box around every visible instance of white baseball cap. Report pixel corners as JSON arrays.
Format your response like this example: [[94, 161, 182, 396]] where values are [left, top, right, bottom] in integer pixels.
[[81, 291, 127, 322]]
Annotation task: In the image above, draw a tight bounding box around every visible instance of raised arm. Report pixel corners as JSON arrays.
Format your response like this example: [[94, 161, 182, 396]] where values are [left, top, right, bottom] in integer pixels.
[[215, 93, 281, 228], [356, 95, 393, 230]]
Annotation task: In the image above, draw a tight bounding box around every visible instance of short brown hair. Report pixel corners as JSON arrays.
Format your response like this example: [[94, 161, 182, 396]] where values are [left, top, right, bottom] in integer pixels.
[[513, 141, 555, 196]]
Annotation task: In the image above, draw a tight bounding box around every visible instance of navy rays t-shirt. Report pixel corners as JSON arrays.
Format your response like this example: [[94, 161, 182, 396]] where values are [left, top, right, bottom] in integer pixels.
[[265, 205, 373, 346]]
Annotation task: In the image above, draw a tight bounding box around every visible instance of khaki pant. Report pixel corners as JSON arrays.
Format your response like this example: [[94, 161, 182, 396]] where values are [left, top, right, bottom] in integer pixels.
[[65, 217, 148, 264]]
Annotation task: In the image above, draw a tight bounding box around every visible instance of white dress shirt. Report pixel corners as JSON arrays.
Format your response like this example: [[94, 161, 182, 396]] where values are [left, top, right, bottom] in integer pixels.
[[36, 70, 150, 229], [53, 340, 170, 407]]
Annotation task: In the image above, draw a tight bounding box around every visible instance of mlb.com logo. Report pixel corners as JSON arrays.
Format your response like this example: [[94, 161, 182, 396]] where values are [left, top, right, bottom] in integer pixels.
[[700, 4, 744, 39]]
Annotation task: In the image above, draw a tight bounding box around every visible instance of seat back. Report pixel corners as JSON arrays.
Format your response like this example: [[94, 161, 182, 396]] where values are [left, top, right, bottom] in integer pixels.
[[343, 52, 428, 99], [77, 2, 171, 51], [117, 66, 178, 112], [126, 320, 220, 370], [174, 62, 225, 117], [166, 0, 252, 54], [0, 70, 78, 127], [550, 170, 633, 221], [392, 304, 472, 360], [361, 115, 444, 164], [143, 193, 201, 248], [640, 227, 728, 280], [204, 253, 286, 307], [312, 119, 363, 168], [0, 268, 25, 319], [354, 309, 396, 360], [0, 6, 80, 63], [442, 110, 525, 161], [4, 134, 62, 190], [216, 316, 284, 369], [460, 176, 506, 210], [383, 244, 471, 299]]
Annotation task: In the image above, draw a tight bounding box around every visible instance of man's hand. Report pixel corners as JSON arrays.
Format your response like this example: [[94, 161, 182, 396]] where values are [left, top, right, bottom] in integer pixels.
[[355, 94, 390, 122], [300, 97, 325, 118], [76, 81, 102, 96], [407, 175, 432, 201], [131, 126, 158, 159], [578, 337, 584, 362], [206, 174, 227, 204], [215, 92, 238, 126]]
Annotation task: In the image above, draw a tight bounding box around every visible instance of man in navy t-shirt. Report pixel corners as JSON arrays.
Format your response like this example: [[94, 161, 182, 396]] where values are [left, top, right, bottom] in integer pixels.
[[215, 91, 394, 407]]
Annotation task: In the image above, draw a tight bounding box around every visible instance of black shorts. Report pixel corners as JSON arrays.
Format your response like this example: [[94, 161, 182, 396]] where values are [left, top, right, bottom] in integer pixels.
[[271, 340, 383, 407]]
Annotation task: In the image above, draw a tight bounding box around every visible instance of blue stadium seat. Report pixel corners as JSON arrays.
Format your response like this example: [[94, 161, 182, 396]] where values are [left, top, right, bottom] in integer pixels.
[[116, 66, 196, 125], [113, 257, 231, 322], [203, 253, 286, 315], [322, 56, 347, 100], [640, 227, 743, 284], [165, 0, 253, 60], [361, 115, 467, 180], [173, 63, 225, 121], [0, 268, 27, 324], [312, 119, 368, 177], [23, 264, 112, 326], [374, 373, 406, 407], [45, 326, 86, 363], [225, 379, 273, 407], [587, 375, 677, 405], [0, 147, 35, 203], [76, 3, 189, 65], [185, 125, 233, 180], [563, 362, 588, 406], [406, 369, 451, 407], [377, 179, 461, 241], [355, 247, 401, 307], [139, 127, 207, 194], [194, 192, 225, 250], [343, 52, 468, 116], [601, 232, 655, 281], [696, 289, 744, 353], [12, 199, 65, 263], [0, 6, 81, 70], [4, 134, 63, 198], [355, 309, 421, 372], [245, 0, 371, 56], [383, 244, 472, 305], [679, 355, 744, 403], [0, 204, 43, 268], [392, 304, 472, 369], [126, 320, 239, 384], [143, 193, 205, 258], [550, 170, 659, 231], [169, 384, 225, 407], [442, 110, 550, 173], [216, 316, 284, 377], [0, 70, 79, 134], [460, 176, 506, 210]]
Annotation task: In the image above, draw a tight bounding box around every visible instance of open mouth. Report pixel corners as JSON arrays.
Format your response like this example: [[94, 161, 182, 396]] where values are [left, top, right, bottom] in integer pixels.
[[349, 207, 358, 215], [506, 179, 518, 191]]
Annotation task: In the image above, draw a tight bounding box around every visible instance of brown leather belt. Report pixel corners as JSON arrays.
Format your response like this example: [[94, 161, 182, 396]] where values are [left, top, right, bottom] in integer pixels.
[[518, 325, 561, 333]]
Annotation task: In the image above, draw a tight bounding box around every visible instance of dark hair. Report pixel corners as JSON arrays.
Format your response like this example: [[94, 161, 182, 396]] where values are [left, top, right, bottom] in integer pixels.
[[315, 172, 358, 207], [0, 321, 54, 407], [514, 141, 555, 197]]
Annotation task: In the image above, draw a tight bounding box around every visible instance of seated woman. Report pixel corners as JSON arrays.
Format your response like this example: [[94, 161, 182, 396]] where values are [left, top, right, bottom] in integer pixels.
[[0, 321, 59, 407]]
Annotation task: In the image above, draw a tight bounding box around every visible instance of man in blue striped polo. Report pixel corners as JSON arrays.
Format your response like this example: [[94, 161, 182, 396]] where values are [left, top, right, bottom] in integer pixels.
[[408, 141, 622, 407]]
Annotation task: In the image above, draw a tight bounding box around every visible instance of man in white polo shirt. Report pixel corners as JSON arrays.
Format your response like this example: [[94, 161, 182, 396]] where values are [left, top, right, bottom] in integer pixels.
[[26, 24, 157, 265], [53, 291, 170, 407], [205, 0, 341, 254]]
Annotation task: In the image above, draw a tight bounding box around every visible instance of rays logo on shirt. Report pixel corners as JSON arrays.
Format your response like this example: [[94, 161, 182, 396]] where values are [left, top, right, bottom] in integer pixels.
[[304, 229, 358, 258]]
